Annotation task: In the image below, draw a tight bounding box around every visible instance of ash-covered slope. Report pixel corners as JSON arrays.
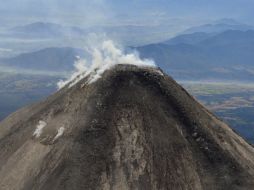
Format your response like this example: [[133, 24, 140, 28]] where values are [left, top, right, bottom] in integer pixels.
[[0, 65, 254, 190]]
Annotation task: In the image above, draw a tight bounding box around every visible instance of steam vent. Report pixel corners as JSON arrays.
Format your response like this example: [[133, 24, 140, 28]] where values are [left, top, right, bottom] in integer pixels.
[[0, 64, 254, 190]]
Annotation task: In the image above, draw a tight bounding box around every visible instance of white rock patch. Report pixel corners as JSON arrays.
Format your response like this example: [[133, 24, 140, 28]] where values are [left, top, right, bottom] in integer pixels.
[[33, 120, 47, 138], [53, 127, 65, 142]]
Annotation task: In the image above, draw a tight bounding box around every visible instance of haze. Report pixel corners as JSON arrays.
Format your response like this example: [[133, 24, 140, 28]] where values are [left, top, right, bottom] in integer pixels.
[[1, 0, 253, 29]]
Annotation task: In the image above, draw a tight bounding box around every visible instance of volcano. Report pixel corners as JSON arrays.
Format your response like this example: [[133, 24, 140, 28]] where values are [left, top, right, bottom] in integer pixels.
[[0, 64, 254, 190]]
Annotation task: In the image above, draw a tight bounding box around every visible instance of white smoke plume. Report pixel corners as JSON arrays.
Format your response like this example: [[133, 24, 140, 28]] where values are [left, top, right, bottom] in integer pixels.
[[57, 40, 156, 89]]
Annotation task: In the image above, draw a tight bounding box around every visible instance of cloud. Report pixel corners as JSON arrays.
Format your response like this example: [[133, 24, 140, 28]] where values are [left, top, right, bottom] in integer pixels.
[[1, 0, 112, 26], [0, 48, 13, 52]]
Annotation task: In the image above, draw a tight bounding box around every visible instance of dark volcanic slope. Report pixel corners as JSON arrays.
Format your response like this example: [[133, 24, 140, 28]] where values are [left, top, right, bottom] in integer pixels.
[[0, 65, 254, 190]]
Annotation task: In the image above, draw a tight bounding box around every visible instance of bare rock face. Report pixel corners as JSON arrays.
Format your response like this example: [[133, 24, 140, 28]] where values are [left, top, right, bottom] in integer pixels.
[[0, 65, 254, 190]]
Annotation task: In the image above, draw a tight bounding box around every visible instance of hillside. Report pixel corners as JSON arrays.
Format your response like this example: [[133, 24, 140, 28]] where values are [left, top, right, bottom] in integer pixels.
[[0, 65, 254, 189], [164, 32, 214, 45]]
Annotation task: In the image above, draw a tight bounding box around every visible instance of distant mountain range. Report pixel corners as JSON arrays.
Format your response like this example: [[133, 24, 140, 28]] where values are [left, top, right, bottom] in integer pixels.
[[2, 22, 178, 46], [2, 29, 254, 82], [0, 47, 87, 72], [1, 19, 254, 82], [163, 32, 214, 45], [182, 19, 253, 34], [136, 30, 254, 81], [0, 18, 250, 54]]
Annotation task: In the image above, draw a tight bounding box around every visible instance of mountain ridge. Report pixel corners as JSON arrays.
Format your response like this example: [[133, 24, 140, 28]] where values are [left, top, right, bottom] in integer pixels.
[[0, 47, 87, 72], [182, 22, 253, 34], [136, 29, 254, 81]]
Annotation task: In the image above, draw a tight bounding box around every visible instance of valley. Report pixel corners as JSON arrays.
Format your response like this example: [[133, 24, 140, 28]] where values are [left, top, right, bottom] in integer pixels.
[[183, 82, 254, 144], [0, 71, 58, 120]]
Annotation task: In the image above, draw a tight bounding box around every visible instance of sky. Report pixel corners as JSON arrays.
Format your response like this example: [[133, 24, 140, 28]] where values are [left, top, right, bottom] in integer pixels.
[[0, 0, 254, 27]]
